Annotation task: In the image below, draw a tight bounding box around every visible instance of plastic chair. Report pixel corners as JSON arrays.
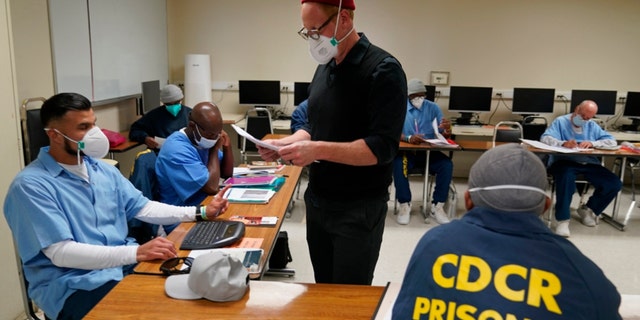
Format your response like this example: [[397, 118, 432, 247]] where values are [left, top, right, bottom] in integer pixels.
[[492, 121, 523, 147], [241, 108, 273, 163], [128, 149, 164, 243], [522, 116, 548, 141], [20, 97, 48, 165]]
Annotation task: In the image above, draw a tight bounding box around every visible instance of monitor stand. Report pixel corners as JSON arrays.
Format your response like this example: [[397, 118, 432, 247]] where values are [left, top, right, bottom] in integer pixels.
[[454, 112, 474, 125]]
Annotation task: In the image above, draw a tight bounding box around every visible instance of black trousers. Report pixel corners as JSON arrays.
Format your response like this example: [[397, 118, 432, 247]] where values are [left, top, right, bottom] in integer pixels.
[[304, 188, 387, 285], [45, 280, 119, 320]]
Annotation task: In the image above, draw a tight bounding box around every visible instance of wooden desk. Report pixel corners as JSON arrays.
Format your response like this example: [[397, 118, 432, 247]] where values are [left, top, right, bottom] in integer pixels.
[[85, 275, 384, 319], [107, 131, 142, 159], [134, 165, 302, 279]]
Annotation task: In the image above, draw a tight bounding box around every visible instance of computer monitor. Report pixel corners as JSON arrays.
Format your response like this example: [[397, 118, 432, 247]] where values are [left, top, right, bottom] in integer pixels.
[[424, 85, 436, 102], [238, 80, 281, 106], [570, 89, 617, 116], [511, 87, 556, 119], [141, 80, 161, 114], [294, 82, 310, 106], [448, 86, 493, 125], [622, 91, 640, 130]]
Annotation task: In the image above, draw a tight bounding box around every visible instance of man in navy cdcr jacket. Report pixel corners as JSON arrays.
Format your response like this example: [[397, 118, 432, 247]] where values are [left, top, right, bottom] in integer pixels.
[[393, 144, 621, 320]]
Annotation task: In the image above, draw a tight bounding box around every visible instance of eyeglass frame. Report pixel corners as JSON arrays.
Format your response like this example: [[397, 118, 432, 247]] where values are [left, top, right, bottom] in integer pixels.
[[160, 257, 194, 276], [191, 119, 221, 141], [297, 12, 338, 41]]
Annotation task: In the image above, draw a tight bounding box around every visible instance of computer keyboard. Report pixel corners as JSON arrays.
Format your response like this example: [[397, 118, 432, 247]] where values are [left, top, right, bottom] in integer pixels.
[[180, 221, 246, 250]]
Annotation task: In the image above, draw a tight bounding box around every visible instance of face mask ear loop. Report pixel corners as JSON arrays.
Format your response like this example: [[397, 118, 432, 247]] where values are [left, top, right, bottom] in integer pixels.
[[330, 0, 343, 46]]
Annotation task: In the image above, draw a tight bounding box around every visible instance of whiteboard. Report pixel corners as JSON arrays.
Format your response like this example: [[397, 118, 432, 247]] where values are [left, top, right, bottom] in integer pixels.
[[49, 0, 168, 102]]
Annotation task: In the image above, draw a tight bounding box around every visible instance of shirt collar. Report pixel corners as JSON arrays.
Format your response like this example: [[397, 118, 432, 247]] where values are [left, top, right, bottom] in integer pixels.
[[464, 206, 554, 236]]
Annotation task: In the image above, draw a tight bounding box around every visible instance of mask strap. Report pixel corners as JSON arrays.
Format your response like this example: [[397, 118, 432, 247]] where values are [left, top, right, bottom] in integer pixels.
[[330, 0, 343, 46], [45, 128, 83, 165], [468, 184, 547, 196]]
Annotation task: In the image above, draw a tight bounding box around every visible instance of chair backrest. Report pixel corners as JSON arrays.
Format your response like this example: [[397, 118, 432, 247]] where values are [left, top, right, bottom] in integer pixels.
[[492, 121, 523, 147], [522, 116, 548, 141], [242, 108, 273, 161], [20, 97, 48, 165], [128, 149, 159, 244]]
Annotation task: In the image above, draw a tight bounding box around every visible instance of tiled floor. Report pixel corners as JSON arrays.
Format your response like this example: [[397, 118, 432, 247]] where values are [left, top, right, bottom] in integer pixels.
[[264, 175, 640, 296]]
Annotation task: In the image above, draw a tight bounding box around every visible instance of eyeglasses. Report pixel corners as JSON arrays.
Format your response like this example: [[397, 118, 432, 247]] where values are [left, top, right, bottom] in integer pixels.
[[160, 257, 194, 276], [298, 12, 337, 40], [193, 120, 221, 140]]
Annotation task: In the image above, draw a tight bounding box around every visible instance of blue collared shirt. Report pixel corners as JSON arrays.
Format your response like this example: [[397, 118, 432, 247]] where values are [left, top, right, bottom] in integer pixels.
[[3, 147, 148, 318], [402, 99, 444, 139]]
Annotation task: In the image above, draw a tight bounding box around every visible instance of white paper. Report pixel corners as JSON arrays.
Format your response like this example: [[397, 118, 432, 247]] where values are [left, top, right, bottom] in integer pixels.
[[424, 118, 458, 146], [154, 136, 166, 148], [520, 139, 592, 153], [231, 124, 280, 151], [223, 187, 276, 203]]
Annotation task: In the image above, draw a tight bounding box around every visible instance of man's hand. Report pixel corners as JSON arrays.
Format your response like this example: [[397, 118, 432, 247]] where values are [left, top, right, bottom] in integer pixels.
[[408, 134, 426, 145], [206, 184, 231, 218], [279, 140, 318, 166], [563, 140, 578, 148], [257, 139, 282, 162], [136, 237, 177, 262], [144, 136, 159, 149]]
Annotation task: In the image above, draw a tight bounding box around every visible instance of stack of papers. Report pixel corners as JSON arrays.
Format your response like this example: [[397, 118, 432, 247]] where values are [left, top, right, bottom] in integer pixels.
[[223, 175, 278, 187], [223, 188, 276, 204]]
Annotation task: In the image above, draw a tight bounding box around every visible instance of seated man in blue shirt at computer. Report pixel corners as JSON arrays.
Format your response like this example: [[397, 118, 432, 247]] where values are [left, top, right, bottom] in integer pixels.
[[156, 101, 234, 208], [393, 78, 453, 225], [3, 92, 230, 320], [129, 84, 191, 151], [540, 100, 621, 237]]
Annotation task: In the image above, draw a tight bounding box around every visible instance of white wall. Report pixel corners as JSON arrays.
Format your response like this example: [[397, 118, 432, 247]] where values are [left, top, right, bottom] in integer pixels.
[[1, 0, 32, 318], [166, 0, 640, 124]]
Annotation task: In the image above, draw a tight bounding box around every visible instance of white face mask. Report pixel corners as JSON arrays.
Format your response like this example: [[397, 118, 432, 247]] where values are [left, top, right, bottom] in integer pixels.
[[52, 126, 110, 164], [308, 35, 339, 65], [194, 124, 218, 149], [410, 97, 425, 109], [307, 4, 355, 65]]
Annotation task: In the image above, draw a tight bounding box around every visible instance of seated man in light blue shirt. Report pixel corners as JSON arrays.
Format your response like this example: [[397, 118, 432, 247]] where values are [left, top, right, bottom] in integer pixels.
[[393, 78, 453, 225], [3, 93, 230, 320], [156, 101, 234, 208], [541, 100, 621, 237]]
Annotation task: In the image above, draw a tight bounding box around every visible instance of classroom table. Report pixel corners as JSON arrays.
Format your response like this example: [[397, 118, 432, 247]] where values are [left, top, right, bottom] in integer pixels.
[[107, 131, 142, 159], [84, 274, 385, 319], [456, 140, 640, 230], [134, 165, 302, 279]]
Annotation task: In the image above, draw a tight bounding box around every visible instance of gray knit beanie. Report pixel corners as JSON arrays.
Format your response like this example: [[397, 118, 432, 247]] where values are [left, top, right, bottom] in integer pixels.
[[407, 78, 426, 96], [468, 143, 548, 214], [160, 84, 184, 104]]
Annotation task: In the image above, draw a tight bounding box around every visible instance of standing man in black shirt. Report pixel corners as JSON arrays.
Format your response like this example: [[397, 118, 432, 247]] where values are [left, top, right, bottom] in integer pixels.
[[258, 0, 406, 285]]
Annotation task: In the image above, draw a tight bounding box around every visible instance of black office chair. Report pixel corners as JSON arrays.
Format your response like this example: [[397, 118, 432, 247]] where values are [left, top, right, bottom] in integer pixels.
[[492, 121, 523, 147], [522, 116, 548, 141], [20, 97, 48, 165], [241, 107, 273, 163]]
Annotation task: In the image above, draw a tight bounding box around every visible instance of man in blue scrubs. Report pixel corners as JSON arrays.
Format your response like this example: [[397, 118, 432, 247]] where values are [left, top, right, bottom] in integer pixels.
[[156, 101, 234, 207], [3, 93, 230, 320]]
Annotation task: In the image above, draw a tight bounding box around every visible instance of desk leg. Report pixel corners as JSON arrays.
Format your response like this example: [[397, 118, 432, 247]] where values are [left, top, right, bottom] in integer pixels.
[[600, 156, 627, 231], [423, 151, 431, 223]]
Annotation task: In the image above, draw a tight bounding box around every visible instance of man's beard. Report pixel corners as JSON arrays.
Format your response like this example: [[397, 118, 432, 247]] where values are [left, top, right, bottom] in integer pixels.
[[63, 138, 86, 158]]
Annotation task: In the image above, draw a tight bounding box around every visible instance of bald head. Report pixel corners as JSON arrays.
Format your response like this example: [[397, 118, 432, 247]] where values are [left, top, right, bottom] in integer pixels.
[[573, 100, 598, 121], [188, 102, 223, 140]]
